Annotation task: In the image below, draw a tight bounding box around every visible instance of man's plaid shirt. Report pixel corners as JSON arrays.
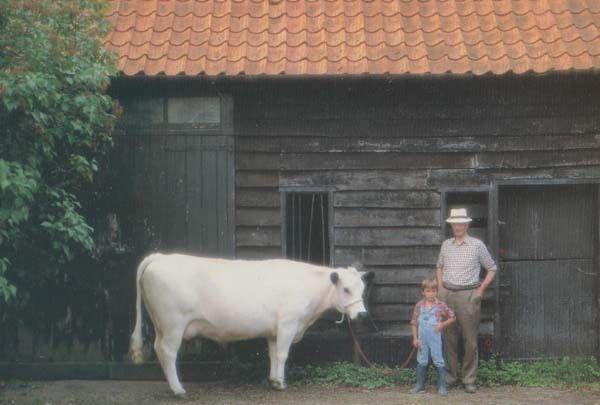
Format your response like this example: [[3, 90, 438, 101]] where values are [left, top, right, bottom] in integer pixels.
[[437, 235, 497, 286]]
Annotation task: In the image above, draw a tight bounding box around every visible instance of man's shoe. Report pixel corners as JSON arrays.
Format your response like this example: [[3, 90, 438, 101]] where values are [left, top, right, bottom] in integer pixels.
[[464, 383, 477, 393], [445, 380, 459, 388]]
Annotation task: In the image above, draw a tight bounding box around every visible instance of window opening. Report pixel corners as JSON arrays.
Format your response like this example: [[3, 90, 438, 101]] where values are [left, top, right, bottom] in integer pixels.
[[284, 192, 330, 265]]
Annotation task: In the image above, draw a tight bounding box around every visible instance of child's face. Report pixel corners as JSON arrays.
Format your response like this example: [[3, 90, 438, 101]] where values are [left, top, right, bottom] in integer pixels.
[[423, 287, 437, 301]]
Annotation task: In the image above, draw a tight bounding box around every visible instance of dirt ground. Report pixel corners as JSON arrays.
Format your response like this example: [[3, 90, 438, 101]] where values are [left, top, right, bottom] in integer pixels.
[[1, 380, 599, 405]]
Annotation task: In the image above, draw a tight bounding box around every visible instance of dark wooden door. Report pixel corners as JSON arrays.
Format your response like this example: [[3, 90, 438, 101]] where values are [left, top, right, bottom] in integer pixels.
[[180, 134, 235, 257], [499, 185, 598, 358], [127, 131, 235, 258]]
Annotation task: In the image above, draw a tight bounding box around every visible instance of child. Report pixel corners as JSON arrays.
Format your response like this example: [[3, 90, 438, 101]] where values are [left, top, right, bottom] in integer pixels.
[[409, 277, 456, 396]]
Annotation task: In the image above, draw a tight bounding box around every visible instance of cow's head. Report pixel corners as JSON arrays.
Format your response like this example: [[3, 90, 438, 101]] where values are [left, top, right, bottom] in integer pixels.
[[329, 264, 372, 320]]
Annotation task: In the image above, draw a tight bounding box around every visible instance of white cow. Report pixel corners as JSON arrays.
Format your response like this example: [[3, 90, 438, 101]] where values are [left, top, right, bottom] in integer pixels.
[[129, 253, 369, 396]]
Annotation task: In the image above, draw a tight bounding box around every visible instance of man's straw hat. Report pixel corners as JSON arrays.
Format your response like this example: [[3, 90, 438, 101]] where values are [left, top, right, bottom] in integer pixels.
[[446, 208, 472, 224]]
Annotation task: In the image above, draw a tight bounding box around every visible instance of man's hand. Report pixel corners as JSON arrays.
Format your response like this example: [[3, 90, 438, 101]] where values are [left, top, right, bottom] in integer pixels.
[[412, 338, 420, 349], [471, 287, 484, 304], [475, 271, 496, 302]]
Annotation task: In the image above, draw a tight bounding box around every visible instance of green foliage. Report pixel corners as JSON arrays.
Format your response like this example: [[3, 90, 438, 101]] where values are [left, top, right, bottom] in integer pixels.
[[292, 357, 600, 390], [478, 355, 600, 389], [0, 0, 117, 308], [295, 362, 399, 389]]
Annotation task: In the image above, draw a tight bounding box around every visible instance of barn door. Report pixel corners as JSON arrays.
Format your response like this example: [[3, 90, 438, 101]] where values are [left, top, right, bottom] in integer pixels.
[[183, 134, 235, 257], [498, 185, 598, 358], [123, 129, 235, 258]]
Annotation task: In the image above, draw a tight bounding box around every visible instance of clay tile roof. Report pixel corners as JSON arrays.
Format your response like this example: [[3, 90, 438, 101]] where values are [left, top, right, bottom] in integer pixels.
[[104, 0, 600, 76]]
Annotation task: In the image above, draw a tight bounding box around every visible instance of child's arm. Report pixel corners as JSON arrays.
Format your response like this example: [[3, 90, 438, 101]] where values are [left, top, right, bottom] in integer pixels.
[[434, 304, 456, 333], [411, 324, 420, 348], [436, 316, 456, 332], [410, 303, 420, 348]]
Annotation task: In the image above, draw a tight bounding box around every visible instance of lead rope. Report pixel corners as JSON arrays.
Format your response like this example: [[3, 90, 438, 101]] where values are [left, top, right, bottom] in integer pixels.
[[343, 279, 416, 370], [345, 315, 416, 370]]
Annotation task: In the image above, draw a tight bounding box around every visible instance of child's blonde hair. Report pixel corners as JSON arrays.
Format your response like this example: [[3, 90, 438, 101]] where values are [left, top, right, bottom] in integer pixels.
[[421, 277, 438, 291]]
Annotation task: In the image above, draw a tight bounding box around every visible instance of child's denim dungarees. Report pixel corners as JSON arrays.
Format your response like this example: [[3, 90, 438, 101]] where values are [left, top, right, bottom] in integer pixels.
[[417, 304, 445, 368]]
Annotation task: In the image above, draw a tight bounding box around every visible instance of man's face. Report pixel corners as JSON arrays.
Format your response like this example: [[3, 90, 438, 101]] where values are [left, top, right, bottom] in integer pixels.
[[451, 222, 469, 237]]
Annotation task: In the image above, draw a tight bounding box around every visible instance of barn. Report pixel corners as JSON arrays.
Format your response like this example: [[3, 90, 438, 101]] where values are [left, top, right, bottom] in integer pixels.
[[2, 0, 600, 377], [104, 0, 600, 363]]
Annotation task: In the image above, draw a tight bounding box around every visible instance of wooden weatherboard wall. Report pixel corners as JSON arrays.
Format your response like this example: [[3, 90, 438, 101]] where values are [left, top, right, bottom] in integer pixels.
[[233, 73, 600, 344], [3, 73, 600, 368]]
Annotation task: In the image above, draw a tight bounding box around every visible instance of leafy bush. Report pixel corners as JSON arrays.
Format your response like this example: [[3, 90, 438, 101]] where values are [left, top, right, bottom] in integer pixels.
[[0, 0, 117, 309], [478, 355, 600, 389], [295, 362, 399, 389], [290, 357, 600, 390]]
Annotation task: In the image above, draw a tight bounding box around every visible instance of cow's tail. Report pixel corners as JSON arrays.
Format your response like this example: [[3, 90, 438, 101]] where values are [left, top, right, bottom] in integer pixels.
[[129, 253, 160, 364]]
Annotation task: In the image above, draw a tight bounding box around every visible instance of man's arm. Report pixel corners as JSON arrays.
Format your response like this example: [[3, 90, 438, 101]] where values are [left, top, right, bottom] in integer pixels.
[[476, 242, 498, 298], [476, 269, 496, 298], [436, 242, 445, 289], [436, 266, 443, 289]]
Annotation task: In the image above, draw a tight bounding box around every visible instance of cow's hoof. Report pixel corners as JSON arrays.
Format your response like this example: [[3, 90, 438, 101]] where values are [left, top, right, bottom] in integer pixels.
[[173, 388, 187, 397], [271, 380, 287, 390]]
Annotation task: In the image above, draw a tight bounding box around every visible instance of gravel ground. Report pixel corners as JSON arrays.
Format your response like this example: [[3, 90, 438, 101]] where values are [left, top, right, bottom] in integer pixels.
[[2, 380, 600, 405]]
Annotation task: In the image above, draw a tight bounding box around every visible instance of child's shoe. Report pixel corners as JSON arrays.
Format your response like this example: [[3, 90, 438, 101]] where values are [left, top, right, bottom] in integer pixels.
[[409, 364, 427, 394], [438, 366, 447, 396]]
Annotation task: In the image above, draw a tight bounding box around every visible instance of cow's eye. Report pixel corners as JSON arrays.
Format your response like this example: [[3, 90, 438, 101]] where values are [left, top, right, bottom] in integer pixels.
[[343, 288, 350, 294]]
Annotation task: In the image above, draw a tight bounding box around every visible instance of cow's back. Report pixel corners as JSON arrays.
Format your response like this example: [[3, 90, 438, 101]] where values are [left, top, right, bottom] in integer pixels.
[[140, 255, 330, 342]]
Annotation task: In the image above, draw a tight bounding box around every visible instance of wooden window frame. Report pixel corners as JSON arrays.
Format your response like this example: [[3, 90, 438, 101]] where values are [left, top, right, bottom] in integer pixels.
[[279, 187, 335, 266], [119, 94, 233, 135], [165, 94, 233, 134]]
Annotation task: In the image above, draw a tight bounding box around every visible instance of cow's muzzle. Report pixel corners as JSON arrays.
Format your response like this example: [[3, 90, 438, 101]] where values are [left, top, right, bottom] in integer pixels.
[[344, 298, 364, 310], [344, 298, 367, 320]]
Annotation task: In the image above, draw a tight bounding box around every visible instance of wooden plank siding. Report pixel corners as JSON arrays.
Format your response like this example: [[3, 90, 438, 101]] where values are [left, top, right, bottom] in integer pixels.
[[6, 74, 599, 366], [233, 74, 600, 337]]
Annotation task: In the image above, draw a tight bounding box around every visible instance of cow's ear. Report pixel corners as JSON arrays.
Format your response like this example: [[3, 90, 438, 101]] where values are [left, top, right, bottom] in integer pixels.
[[330, 272, 339, 285]]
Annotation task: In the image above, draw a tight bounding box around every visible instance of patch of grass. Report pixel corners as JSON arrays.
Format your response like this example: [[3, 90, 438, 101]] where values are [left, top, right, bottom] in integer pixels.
[[206, 354, 600, 391], [289, 356, 600, 391], [478, 355, 600, 390], [294, 362, 400, 389]]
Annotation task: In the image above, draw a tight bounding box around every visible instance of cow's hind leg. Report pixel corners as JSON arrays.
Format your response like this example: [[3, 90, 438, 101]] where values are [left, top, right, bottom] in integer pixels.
[[267, 338, 278, 387], [155, 327, 186, 396], [273, 322, 299, 390]]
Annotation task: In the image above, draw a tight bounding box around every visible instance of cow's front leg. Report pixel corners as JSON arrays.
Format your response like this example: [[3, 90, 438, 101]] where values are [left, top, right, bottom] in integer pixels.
[[273, 322, 299, 390], [267, 338, 278, 386]]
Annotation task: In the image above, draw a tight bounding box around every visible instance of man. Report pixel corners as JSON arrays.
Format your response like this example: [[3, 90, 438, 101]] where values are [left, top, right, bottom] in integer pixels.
[[436, 208, 497, 393]]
